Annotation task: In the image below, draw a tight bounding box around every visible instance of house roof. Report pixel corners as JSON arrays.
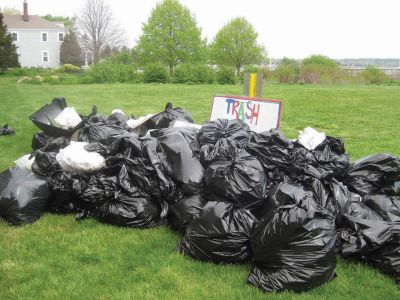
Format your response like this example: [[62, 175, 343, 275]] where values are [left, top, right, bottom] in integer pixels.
[[3, 15, 65, 30]]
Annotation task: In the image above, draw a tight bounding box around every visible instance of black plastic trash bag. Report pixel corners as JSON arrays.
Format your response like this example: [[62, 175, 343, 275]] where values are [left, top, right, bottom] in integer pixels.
[[152, 127, 204, 194], [78, 123, 127, 145], [132, 103, 194, 136], [312, 136, 350, 178], [247, 129, 293, 172], [204, 147, 267, 213], [31, 151, 61, 175], [247, 129, 350, 186], [73, 165, 168, 228], [362, 194, 400, 222], [108, 112, 128, 127], [179, 201, 256, 264], [29, 97, 82, 137], [0, 167, 50, 225], [0, 124, 15, 136], [32, 132, 50, 150], [198, 119, 250, 148], [343, 153, 400, 195], [46, 171, 78, 214], [248, 183, 336, 293], [337, 215, 400, 285], [168, 193, 206, 232]]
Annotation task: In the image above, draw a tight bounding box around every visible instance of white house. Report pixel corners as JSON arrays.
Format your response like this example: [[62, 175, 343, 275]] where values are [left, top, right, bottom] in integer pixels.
[[3, 1, 66, 68]]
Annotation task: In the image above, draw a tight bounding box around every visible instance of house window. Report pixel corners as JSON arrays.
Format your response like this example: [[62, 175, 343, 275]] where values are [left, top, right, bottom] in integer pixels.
[[42, 51, 49, 63], [58, 32, 64, 42], [41, 32, 48, 42], [11, 32, 18, 42]]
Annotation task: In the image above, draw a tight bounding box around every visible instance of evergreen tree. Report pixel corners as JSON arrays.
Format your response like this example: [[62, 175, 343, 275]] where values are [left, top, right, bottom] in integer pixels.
[[0, 12, 19, 72], [60, 30, 84, 66]]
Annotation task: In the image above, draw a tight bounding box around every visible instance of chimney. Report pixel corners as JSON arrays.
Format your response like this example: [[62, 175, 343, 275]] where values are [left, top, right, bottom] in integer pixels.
[[23, 1, 29, 22]]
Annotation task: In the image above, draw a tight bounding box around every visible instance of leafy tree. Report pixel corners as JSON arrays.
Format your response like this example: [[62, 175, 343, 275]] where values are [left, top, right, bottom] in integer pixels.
[[210, 17, 265, 76], [300, 54, 340, 83], [60, 30, 84, 66], [135, 0, 205, 75], [302, 55, 338, 68], [0, 12, 19, 72]]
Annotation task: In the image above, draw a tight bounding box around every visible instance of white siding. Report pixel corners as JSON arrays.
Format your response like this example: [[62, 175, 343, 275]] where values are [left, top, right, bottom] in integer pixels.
[[8, 29, 66, 68]]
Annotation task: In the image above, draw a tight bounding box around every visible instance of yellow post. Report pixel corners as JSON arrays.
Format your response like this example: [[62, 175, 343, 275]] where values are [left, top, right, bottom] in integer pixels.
[[249, 73, 257, 97]]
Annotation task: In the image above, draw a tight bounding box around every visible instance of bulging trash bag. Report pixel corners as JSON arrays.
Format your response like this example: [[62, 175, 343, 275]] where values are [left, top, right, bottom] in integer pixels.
[[247, 128, 294, 173], [337, 215, 400, 285], [32, 151, 61, 175], [29, 97, 83, 137], [32, 132, 50, 150], [298, 127, 326, 150], [79, 123, 127, 145], [198, 119, 250, 148], [0, 124, 15, 136], [152, 127, 204, 194], [56, 142, 106, 174], [362, 194, 400, 222], [248, 129, 349, 185], [150, 102, 194, 129], [93, 194, 168, 228], [54, 107, 82, 129], [343, 153, 400, 195], [168, 193, 206, 231], [46, 171, 78, 214], [74, 165, 168, 228], [0, 167, 50, 225], [179, 201, 256, 264], [108, 112, 128, 127], [204, 147, 267, 213], [248, 183, 336, 293]]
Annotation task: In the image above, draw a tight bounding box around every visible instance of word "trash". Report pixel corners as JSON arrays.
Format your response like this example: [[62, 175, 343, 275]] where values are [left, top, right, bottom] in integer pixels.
[[225, 98, 260, 125]]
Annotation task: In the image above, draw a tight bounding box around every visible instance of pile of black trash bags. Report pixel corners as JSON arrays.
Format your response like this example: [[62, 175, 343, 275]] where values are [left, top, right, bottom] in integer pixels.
[[0, 98, 399, 293]]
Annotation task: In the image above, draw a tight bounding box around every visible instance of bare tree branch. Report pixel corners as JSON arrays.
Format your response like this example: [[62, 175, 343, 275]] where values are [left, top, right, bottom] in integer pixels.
[[76, 0, 126, 63]]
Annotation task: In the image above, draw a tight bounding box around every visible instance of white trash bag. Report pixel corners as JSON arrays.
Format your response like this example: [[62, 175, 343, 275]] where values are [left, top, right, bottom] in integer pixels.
[[172, 120, 202, 130], [111, 109, 125, 115], [126, 114, 154, 130], [14, 154, 35, 171], [298, 127, 326, 150], [56, 142, 105, 174], [54, 107, 82, 129]]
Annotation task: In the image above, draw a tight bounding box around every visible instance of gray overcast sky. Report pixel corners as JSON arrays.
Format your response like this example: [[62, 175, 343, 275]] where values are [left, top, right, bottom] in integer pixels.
[[1, 0, 399, 58]]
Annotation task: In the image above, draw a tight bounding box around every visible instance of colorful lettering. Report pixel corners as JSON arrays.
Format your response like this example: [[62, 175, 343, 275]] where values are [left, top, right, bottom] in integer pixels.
[[251, 103, 260, 125], [225, 98, 236, 114], [224, 99, 261, 126]]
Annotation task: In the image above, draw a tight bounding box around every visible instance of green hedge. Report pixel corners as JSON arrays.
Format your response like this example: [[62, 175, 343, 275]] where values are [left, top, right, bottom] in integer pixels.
[[143, 64, 169, 83], [174, 64, 215, 84], [87, 63, 140, 83]]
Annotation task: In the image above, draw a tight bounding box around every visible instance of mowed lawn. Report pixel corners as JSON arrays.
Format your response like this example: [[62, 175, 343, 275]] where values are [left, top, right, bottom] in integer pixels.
[[0, 76, 399, 299]]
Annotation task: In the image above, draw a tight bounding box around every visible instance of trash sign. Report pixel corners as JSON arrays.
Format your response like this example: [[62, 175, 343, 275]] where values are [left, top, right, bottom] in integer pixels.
[[210, 95, 282, 132]]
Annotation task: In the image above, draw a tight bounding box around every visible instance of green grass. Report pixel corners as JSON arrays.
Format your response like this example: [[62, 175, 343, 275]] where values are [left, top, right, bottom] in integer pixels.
[[0, 76, 399, 299]]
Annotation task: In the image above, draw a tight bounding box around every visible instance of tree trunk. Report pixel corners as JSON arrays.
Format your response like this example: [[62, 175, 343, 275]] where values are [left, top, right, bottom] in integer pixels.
[[169, 65, 174, 76], [236, 66, 241, 76], [93, 48, 100, 64]]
